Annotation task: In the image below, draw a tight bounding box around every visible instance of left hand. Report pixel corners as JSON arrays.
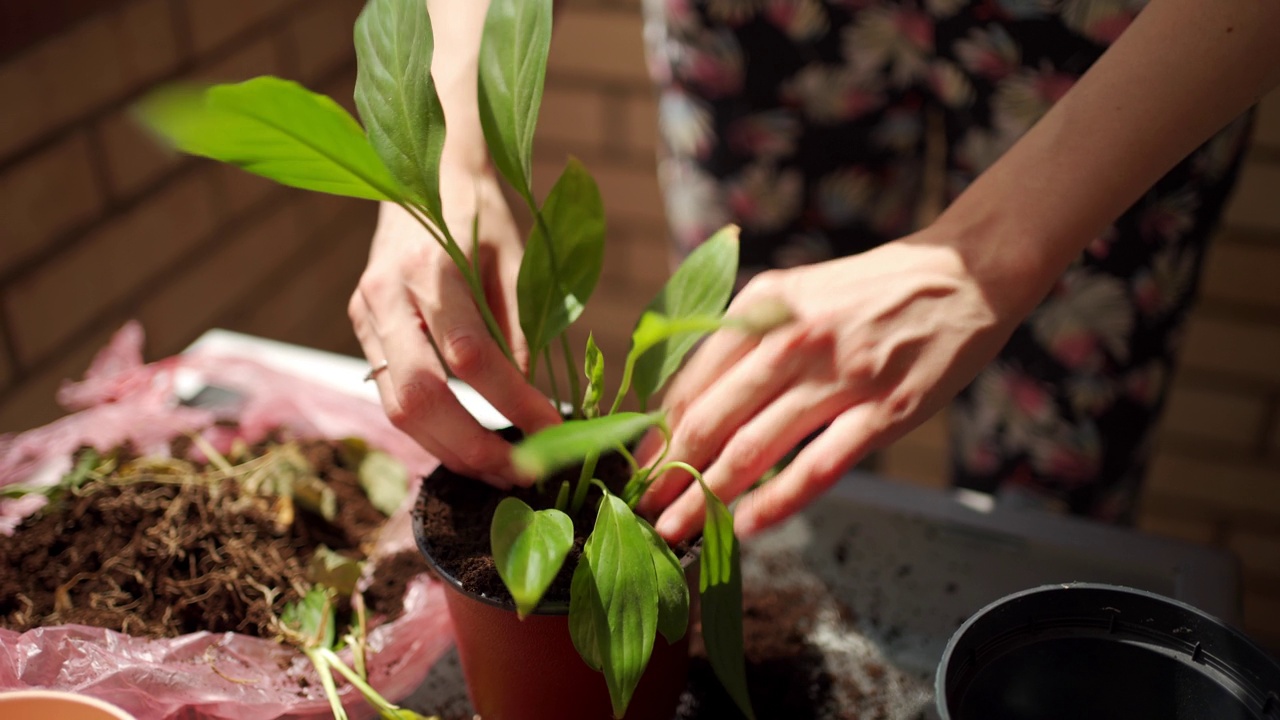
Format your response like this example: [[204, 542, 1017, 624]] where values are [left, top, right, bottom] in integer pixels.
[[637, 232, 1024, 543]]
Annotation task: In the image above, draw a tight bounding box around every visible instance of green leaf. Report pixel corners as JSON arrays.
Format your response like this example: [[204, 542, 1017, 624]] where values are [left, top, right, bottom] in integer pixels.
[[308, 546, 364, 599], [633, 225, 740, 407], [357, 451, 409, 516], [490, 498, 574, 619], [637, 517, 689, 644], [582, 333, 605, 420], [354, 0, 447, 222], [137, 78, 400, 202], [512, 412, 662, 480], [478, 0, 553, 200], [517, 158, 606, 358], [292, 474, 338, 522], [282, 587, 337, 651], [696, 476, 755, 720], [568, 493, 658, 718]]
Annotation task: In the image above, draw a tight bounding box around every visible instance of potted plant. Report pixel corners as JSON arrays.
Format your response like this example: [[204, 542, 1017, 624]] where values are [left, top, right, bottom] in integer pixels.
[[138, 0, 784, 716]]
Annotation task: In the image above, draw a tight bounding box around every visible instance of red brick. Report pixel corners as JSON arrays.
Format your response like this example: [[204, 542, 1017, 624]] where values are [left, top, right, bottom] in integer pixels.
[[1179, 314, 1280, 385], [538, 85, 609, 153], [191, 35, 284, 84], [547, 10, 649, 86], [625, 92, 659, 156], [1229, 530, 1280, 584], [0, 325, 116, 433], [1159, 382, 1269, 451], [109, 0, 182, 84], [136, 198, 308, 357], [291, 190, 372, 239], [0, 135, 104, 275], [607, 224, 673, 290], [1200, 239, 1280, 310], [1135, 511, 1217, 545], [231, 207, 372, 344], [1242, 591, 1280, 652], [97, 108, 187, 199], [288, 0, 362, 84], [0, 54, 47, 159], [185, 0, 293, 55], [6, 173, 217, 365], [1222, 160, 1280, 232], [1253, 88, 1280, 151], [0, 331, 11, 389], [1145, 452, 1280, 518], [321, 68, 360, 124]]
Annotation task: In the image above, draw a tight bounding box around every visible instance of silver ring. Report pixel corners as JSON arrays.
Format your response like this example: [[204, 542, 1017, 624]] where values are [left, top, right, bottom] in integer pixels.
[[364, 362, 389, 382]]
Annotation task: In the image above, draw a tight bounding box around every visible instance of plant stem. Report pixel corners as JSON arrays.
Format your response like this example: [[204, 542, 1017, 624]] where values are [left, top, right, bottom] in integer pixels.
[[559, 333, 582, 418], [554, 480, 570, 511], [609, 352, 638, 416], [622, 421, 672, 506], [543, 346, 563, 415], [318, 649, 400, 716], [570, 452, 600, 516], [400, 202, 518, 368], [306, 649, 350, 720]]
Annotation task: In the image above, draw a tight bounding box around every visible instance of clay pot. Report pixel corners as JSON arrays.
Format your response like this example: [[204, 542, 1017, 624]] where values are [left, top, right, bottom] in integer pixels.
[[0, 690, 137, 720], [413, 468, 698, 720]]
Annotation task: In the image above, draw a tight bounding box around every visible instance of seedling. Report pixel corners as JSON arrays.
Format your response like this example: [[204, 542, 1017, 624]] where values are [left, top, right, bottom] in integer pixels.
[[137, 0, 785, 716]]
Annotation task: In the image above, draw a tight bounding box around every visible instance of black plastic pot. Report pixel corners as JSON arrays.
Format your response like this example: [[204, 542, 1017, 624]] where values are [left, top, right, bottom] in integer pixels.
[[936, 583, 1280, 720]]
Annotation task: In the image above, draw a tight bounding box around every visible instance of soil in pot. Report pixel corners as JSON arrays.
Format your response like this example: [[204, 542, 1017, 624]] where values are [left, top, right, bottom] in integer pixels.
[[0, 437, 425, 639]]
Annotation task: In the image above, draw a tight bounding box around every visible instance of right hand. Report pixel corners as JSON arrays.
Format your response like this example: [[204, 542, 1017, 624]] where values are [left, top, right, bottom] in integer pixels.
[[348, 165, 562, 488]]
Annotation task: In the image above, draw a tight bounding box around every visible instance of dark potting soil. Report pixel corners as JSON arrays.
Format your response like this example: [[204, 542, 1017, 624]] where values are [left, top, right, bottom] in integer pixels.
[[0, 439, 412, 639], [416, 442, 641, 606]]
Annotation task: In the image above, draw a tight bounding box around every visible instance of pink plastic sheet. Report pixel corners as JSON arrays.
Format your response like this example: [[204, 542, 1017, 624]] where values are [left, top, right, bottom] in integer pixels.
[[0, 323, 454, 719]]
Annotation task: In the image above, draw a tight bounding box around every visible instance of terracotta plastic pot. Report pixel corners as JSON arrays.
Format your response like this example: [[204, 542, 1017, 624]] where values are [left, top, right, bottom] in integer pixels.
[[413, 474, 697, 719], [0, 690, 137, 720]]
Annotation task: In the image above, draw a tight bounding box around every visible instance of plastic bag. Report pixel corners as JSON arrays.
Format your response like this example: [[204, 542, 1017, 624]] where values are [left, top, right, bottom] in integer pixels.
[[0, 323, 454, 719]]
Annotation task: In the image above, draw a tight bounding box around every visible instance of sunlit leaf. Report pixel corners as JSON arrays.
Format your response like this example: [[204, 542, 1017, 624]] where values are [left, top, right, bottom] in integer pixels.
[[490, 498, 574, 618], [696, 476, 755, 719], [478, 0, 553, 201], [354, 0, 447, 222], [568, 493, 658, 718], [517, 158, 605, 359], [357, 451, 408, 516], [637, 517, 689, 644], [512, 412, 661, 480], [308, 546, 364, 599], [137, 78, 400, 201], [582, 333, 605, 419], [633, 225, 739, 407]]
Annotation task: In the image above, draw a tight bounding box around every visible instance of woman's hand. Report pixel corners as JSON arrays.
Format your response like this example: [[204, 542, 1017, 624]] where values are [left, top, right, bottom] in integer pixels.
[[348, 166, 561, 488], [638, 232, 1023, 542]]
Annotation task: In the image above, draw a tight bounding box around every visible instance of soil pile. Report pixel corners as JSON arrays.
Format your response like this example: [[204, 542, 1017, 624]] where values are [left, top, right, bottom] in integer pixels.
[[0, 439, 416, 639]]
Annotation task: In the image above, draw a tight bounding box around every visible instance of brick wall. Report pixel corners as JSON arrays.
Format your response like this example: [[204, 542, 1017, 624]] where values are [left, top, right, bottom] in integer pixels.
[[0, 0, 1276, 654]]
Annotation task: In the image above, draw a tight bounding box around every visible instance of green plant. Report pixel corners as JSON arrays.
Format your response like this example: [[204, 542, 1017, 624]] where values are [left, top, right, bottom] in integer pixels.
[[137, 0, 783, 717]]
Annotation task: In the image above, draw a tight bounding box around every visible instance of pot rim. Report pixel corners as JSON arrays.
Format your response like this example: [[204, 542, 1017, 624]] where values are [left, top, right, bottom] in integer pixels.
[[0, 690, 137, 719], [933, 581, 1280, 719], [412, 479, 703, 617]]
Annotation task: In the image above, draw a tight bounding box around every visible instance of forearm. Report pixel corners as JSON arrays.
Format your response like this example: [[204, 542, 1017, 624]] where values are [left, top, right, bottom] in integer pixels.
[[936, 0, 1280, 318], [427, 0, 490, 173]]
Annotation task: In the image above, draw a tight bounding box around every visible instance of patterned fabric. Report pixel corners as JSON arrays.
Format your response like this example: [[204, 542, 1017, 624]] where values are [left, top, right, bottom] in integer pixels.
[[641, 0, 1253, 522]]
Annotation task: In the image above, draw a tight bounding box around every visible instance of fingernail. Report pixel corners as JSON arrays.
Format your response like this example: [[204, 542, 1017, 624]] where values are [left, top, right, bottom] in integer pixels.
[[654, 514, 682, 542], [482, 473, 514, 490]]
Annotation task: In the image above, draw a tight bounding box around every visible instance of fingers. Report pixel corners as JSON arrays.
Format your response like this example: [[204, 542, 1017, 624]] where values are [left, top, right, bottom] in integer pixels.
[[352, 289, 519, 489], [637, 332, 804, 517], [653, 380, 854, 543], [732, 403, 880, 537], [410, 249, 563, 437]]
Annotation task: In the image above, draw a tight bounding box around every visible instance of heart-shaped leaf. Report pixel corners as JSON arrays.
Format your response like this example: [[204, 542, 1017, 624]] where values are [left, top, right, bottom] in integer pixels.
[[632, 225, 740, 408], [478, 0, 553, 202], [517, 158, 606, 358], [354, 0, 448, 224], [137, 77, 401, 202], [568, 493, 658, 718], [637, 516, 689, 644], [512, 412, 662, 480], [696, 476, 755, 720], [490, 498, 574, 618]]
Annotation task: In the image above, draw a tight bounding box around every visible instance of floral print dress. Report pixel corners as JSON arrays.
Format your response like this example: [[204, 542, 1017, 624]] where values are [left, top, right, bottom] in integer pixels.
[[641, 0, 1253, 522]]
